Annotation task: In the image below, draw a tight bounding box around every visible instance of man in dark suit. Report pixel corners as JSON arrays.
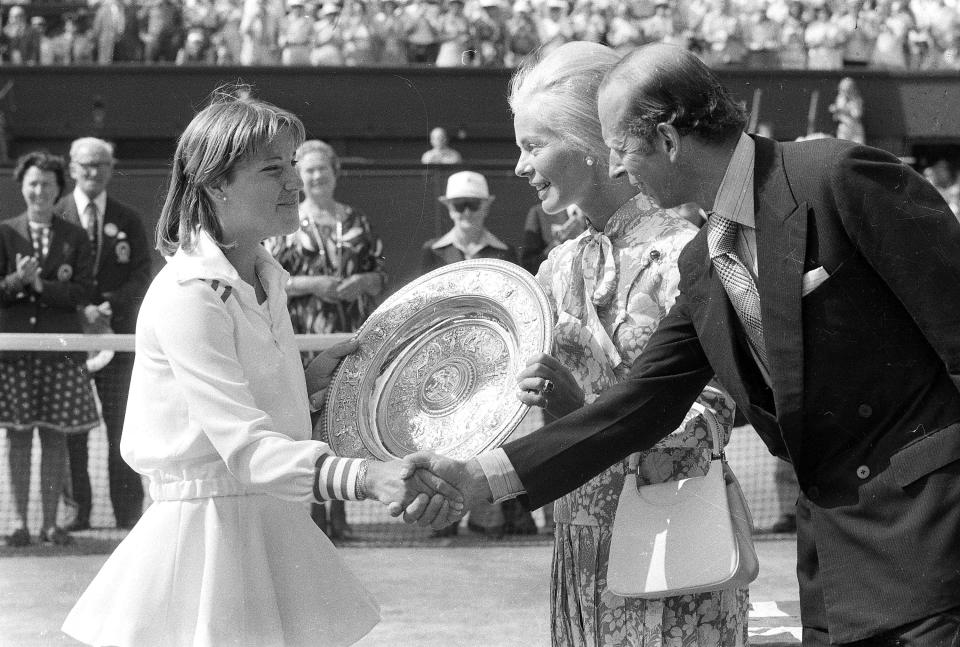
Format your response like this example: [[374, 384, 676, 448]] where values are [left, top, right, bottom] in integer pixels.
[[406, 44, 960, 645], [57, 137, 152, 530]]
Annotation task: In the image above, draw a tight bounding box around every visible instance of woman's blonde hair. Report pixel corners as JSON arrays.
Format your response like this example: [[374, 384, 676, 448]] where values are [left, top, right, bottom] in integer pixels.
[[508, 42, 622, 165], [156, 85, 306, 256]]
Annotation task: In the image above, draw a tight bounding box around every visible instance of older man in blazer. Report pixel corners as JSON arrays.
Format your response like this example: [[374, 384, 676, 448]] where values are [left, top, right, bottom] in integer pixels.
[[56, 137, 151, 530], [406, 44, 960, 645]]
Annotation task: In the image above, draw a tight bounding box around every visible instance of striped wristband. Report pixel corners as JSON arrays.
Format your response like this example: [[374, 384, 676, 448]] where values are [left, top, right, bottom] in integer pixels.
[[314, 453, 365, 501]]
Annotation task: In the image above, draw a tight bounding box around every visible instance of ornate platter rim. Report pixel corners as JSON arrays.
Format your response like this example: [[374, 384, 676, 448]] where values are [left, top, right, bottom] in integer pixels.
[[324, 258, 554, 461]]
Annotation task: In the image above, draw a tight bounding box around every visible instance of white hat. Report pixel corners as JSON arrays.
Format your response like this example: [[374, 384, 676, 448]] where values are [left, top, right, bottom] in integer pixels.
[[319, 2, 340, 14], [442, 171, 490, 200]]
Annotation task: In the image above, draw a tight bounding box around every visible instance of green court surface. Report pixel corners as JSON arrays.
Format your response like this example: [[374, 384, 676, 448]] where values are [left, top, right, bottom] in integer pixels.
[[1, 535, 799, 646]]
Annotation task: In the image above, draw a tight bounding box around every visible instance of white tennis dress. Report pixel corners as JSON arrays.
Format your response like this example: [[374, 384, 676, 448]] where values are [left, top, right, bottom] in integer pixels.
[[62, 231, 380, 647]]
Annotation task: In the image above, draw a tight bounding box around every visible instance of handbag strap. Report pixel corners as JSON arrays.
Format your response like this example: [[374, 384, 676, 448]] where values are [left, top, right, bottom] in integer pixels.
[[627, 401, 725, 471]]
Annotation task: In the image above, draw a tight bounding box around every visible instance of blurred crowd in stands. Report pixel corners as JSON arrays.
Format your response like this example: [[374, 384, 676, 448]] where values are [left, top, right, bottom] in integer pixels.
[[0, 0, 958, 69]]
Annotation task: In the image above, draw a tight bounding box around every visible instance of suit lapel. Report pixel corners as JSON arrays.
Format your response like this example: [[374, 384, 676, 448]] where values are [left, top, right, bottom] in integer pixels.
[[753, 136, 806, 439]]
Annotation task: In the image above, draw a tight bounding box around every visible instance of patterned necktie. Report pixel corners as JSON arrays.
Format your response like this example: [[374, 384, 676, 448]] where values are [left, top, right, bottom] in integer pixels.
[[707, 212, 768, 367], [84, 202, 101, 268]]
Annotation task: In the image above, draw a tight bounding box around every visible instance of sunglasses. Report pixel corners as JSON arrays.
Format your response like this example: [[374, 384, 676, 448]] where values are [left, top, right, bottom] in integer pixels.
[[448, 199, 483, 212]]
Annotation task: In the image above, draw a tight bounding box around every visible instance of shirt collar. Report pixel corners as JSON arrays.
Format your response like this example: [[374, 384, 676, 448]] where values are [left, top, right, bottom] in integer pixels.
[[168, 229, 290, 299], [709, 132, 755, 229], [73, 188, 107, 220], [430, 228, 509, 252]]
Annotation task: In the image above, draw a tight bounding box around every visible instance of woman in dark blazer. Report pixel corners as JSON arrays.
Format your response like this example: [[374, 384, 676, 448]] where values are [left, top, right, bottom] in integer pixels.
[[0, 152, 98, 546]]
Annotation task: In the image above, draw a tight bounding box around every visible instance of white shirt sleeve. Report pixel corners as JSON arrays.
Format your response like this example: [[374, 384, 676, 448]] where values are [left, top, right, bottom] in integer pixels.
[[153, 282, 365, 502]]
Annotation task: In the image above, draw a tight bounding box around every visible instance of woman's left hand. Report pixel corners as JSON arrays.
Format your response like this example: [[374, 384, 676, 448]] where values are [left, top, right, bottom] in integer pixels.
[[516, 353, 585, 419], [304, 337, 360, 410]]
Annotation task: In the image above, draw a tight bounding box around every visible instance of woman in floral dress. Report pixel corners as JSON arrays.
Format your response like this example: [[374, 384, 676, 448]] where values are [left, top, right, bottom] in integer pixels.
[[267, 139, 386, 538], [510, 41, 748, 646]]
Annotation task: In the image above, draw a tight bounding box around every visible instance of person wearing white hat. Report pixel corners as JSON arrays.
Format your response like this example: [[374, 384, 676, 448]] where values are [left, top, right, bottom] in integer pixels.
[[420, 171, 515, 274]]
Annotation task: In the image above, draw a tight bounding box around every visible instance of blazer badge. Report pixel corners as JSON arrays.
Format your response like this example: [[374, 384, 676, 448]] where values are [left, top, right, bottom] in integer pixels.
[[57, 264, 73, 281], [115, 241, 131, 263]]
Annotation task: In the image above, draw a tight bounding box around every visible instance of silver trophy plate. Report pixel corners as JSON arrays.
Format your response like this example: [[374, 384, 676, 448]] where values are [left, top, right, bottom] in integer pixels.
[[325, 259, 554, 461]]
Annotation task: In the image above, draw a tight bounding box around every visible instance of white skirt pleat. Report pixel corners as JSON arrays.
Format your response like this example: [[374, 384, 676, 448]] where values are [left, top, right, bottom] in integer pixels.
[[62, 494, 380, 647]]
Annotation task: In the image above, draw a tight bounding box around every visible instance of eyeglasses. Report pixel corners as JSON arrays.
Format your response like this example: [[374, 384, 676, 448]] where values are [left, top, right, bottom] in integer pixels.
[[448, 199, 483, 213]]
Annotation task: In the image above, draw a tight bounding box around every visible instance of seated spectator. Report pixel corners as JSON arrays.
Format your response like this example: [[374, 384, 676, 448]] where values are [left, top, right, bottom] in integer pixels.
[[421, 126, 462, 164], [435, 0, 471, 67], [341, 0, 377, 66], [311, 2, 344, 66], [473, 0, 508, 67], [176, 28, 215, 64], [505, 1, 539, 66], [777, 0, 808, 69], [43, 13, 94, 65], [240, 0, 281, 65], [373, 0, 406, 64], [212, 7, 244, 64], [279, 0, 312, 65], [4, 6, 30, 64], [570, 1, 606, 44], [742, 6, 780, 55], [839, 1, 875, 67], [804, 4, 844, 70], [403, 0, 442, 64], [139, 0, 183, 63], [537, 0, 573, 57], [92, 0, 128, 64], [605, 3, 643, 55], [871, 0, 912, 69]]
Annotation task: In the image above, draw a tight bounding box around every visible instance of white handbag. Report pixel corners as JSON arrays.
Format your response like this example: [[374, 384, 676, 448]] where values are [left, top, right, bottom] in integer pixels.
[[607, 405, 759, 598]]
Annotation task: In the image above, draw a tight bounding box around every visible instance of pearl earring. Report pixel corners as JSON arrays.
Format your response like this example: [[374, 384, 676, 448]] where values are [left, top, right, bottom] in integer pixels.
[[585, 157, 595, 166]]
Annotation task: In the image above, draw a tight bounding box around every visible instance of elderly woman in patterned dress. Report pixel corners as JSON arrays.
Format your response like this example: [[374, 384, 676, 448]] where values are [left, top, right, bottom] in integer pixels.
[[266, 138, 386, 538], [509, 41, 749, 646]]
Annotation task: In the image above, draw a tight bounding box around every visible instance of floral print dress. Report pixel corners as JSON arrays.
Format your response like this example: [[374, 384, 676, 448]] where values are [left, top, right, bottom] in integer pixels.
[[266, 202, 385, 340], [537, 194, 748, 647]]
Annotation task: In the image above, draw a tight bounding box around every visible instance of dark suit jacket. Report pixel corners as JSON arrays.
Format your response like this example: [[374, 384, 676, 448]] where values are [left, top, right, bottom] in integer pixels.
[[0, 214, 94, 359], [56, 194, 152, 334], [502, 136, 960, 641]]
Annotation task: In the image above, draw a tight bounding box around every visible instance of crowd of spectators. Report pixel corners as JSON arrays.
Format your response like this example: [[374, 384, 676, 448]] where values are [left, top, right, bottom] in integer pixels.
[[2, 0, 959, 69]]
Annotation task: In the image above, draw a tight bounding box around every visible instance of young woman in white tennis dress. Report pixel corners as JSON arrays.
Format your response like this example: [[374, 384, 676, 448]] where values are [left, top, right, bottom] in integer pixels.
[[62, 89, 462, 647]]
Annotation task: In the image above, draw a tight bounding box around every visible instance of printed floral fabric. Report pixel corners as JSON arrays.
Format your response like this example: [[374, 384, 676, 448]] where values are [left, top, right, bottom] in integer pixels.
[[266, 203, 385, 337], [537, 193, 748, 646]]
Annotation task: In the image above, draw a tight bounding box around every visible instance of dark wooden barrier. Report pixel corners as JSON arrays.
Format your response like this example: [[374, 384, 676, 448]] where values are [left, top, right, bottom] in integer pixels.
[[3, 65, 959, 160], [0, 163, 538, 290]]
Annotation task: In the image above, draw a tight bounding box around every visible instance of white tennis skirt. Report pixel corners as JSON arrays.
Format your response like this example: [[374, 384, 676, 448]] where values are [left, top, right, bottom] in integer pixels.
[[62, 493, 380, 647]]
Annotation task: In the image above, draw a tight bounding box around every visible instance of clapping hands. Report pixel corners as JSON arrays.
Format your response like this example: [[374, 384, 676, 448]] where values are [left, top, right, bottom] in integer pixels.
[[15, 253, 41, 291]]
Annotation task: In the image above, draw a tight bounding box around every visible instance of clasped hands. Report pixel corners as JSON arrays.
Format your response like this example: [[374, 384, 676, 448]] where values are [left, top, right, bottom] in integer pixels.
[[306, 344, 578, 528]]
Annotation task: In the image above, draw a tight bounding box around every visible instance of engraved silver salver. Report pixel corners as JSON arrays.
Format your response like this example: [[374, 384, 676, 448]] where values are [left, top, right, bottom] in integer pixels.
[[325, 259, 554, 461]]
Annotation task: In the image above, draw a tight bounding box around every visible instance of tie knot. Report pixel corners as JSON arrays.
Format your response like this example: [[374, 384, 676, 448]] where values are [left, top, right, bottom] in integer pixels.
[[707, 212, 738, 259]]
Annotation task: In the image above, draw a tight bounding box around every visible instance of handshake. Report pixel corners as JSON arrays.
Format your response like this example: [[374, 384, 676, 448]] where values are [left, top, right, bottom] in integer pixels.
[[365, 453, 493, 529]]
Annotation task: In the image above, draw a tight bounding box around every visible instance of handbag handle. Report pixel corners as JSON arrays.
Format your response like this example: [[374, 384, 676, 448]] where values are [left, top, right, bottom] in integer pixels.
[[627, 402, 725, 471]]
